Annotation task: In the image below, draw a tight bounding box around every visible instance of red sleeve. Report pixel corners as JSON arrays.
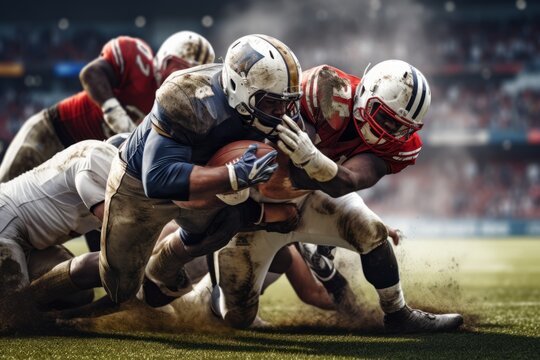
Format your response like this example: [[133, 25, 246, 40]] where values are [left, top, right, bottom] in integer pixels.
[[100, 36, 154, 88], [382, 134, 423, 174]]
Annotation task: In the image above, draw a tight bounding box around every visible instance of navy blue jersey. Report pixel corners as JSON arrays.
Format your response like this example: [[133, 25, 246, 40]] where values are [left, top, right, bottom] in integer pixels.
[[122, 64, 263, 200]]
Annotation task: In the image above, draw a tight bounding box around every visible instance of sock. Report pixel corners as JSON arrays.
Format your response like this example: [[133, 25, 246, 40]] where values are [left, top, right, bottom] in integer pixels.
[[360, 240, 400, 289], [29, 259, 80, 306], [376, 282, 406, 314]]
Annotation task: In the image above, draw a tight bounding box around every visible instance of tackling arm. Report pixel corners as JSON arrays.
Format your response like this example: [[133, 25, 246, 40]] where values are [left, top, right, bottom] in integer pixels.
[[289, 152, 388, 198], [278, 115, 388, 197]]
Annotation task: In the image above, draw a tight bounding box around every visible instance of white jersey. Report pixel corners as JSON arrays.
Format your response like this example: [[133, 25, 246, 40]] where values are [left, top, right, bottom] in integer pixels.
[[0, 140, 116, 249]]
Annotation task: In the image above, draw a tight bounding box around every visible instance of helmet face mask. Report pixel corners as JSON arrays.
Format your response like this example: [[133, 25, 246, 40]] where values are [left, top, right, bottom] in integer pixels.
[[221, 34, 302, 138], [154, 31, 215, 85], [353, 59, 430, 152], [245, 91, 301, 137], [354, 96, 423, 150]]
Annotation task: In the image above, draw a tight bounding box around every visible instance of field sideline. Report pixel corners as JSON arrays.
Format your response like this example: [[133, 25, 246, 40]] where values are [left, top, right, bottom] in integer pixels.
[[1, 238, 539, 359]]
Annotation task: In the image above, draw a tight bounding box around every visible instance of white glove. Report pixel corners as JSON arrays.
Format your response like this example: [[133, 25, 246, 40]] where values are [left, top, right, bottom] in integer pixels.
[[277, 115, 338, 182], [101, 98, 137, 135]]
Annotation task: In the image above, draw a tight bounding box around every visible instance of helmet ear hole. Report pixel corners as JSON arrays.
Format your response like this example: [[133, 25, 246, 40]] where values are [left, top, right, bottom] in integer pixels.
[[229, 79, 236, 91]]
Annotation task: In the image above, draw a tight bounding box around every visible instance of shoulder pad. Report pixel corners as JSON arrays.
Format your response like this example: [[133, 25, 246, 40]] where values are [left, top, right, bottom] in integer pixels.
[[156, 64, 223, 135]]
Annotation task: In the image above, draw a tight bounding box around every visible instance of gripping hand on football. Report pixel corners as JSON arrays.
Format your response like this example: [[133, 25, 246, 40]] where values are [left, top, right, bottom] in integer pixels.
[[226, 144, 278, 191], [277, 115, 338, 182]]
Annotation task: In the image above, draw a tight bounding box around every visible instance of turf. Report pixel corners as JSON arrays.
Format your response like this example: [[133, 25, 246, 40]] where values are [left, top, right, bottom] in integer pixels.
[[0, 238, 539, 359]]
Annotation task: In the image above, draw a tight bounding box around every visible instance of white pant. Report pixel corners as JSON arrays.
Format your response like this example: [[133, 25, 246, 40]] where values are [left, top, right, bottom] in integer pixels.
[[213, 190, 388, 328]]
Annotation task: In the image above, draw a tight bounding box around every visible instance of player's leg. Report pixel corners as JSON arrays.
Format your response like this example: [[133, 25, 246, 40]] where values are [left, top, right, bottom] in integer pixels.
[[0, 110, 64, 182], [212, 230, 292, 329], [27, 245, 94, 309], [297, 191, 463, 333], [99, 155, 179, 304]]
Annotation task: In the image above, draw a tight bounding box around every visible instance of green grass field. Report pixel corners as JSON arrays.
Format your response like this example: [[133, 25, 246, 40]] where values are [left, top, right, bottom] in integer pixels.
[[1, 238, 539, 359]]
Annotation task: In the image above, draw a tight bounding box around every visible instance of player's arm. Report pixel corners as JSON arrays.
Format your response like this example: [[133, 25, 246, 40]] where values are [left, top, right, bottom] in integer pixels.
[[289, 152, 388, 197], [79, 57, 135, 133], [284, 244, 336, 310], [79, 58, 118, 106], [278, 115, 387, 197], [142, 128, 277, 201]]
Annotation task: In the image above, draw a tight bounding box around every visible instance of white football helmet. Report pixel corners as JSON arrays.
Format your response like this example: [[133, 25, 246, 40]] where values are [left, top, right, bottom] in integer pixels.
[[154, 31, 215, 84], [222, 34, 302, 137], [353, 59, 431, 152]]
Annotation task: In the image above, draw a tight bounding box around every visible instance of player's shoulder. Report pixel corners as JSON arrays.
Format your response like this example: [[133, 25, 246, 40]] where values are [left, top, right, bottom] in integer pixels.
[[303, 64, 358, 89], [302, 64, 358, 129], [156, 64, 225, 134], [101, 36, 153, 64]]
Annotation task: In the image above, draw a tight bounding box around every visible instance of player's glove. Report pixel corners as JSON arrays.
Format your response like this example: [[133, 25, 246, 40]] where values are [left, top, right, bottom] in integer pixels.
[[226, 144, 278, 191], [277, 115, 338, 182], [101, 97, 137, 135], [297, 243, 337, 281]]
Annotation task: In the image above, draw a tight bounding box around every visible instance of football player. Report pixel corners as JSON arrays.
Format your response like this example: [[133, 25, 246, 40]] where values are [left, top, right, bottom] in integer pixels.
[[209, 61, 464, 333], [98, 34, 303, 306], [0, 31, 215, 182], [0, 138, 118, 314]]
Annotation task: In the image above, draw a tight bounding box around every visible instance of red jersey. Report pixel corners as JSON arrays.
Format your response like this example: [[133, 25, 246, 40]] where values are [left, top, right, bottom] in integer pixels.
[[55, 36, 157, 144], [300, 65, 422, 174]]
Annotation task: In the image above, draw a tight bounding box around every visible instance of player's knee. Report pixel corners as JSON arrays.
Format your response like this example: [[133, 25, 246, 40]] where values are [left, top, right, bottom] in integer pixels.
[[223, 306, 258, 329], [99, 256, 141, 304], [342, 217, 388, 255]]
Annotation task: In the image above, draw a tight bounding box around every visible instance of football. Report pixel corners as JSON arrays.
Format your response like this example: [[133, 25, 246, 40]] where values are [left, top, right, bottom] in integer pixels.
[[208, 140, 310, 201], [206, 140, 275, 167]]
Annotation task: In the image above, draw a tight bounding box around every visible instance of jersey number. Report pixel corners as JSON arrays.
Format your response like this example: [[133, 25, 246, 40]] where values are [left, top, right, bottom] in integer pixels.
[[332, 84, 352, 118], [135, 40, 153, 77]]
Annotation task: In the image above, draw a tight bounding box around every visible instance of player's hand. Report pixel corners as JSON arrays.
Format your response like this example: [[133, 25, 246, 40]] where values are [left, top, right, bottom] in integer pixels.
[[388, 227, 405, 246], [277, 115, 338, 182], [102, 98, 137, 134], [297, 243, 337, 281], [125, 105, 146, 125], [227, 144, 278, 191]]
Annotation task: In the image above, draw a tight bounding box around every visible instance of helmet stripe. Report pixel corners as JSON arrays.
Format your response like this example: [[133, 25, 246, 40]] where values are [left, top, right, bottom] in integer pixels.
[[256, 35, 300, 94], [412, 73, 428, 120], [405, 65, 418, 112], [200, 39, 211, 64], [194, 36, 203, 64]]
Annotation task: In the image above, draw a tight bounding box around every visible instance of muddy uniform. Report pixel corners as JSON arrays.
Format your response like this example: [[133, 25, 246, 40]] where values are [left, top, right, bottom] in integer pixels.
[[212, 65, 423, 328], [0, 36, 156, 182], [99, 63, 264, 304], [0, 140, 116, 295]]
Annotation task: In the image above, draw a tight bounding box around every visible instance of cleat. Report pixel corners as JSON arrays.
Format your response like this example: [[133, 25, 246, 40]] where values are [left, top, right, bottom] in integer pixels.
[[384, 305, 463, 333]]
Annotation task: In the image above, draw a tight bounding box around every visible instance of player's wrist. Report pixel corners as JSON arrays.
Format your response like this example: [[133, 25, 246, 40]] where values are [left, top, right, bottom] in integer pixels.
[[301, 151, 338, 182], [101, 97, 122, 113], [226, 163, 240, 191]]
